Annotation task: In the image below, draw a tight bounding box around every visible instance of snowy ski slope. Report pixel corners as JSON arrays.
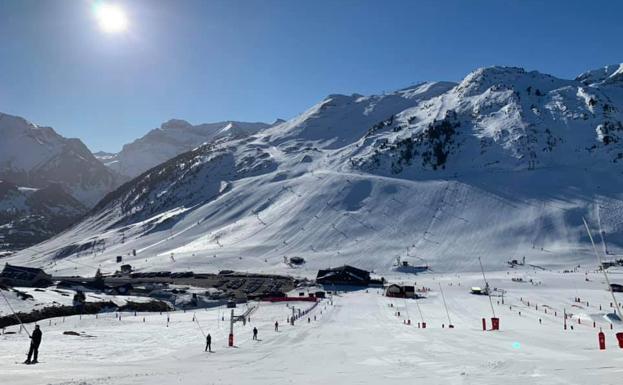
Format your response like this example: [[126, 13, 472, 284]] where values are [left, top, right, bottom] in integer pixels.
[[7, 64, 623, 276], [1, 269, 622, 384]]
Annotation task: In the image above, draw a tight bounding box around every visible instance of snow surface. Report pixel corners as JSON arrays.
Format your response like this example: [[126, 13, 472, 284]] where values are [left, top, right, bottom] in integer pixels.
[[104, 119, 275, 178], [7, 64, 623, 276], [0, 287, 152, 317], [1, 269, 622, 384]]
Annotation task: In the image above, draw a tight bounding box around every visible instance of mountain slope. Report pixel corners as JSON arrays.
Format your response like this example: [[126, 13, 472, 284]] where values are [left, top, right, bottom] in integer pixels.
[[100, 119, 276, 178], [0, 180, 86, 251], [0, 113, 121, 206], [8, 65, 623, 276]]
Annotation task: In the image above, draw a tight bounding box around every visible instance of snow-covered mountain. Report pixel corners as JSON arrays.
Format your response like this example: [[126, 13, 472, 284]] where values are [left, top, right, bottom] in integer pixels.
[[8, 64, 623, 276], [99, 119, 277, 178], [0, 180, 86, 251], [0, 113, 123, 251], [0, 113, 120, 206]]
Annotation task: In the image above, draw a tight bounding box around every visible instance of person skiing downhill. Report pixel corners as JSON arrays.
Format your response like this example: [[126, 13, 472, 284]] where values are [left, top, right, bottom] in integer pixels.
[[205, 333, 212, 352], [253, 327, 258, 340], [24, 325, 42, 364]]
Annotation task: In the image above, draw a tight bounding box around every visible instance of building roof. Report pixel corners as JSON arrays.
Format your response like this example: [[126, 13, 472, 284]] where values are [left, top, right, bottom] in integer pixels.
[[316, 265, 371, 283], [317, 265, 370, 278], [1, 263, 48, 280]]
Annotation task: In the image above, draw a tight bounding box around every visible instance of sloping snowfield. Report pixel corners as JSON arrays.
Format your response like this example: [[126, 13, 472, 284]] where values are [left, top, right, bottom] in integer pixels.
[[2, 269, 622, 384], [10, 166, 623, 278]]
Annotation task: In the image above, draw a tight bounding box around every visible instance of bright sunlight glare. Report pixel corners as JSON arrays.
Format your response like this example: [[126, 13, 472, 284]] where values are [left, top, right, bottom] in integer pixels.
[[93, 3, 128, 34]]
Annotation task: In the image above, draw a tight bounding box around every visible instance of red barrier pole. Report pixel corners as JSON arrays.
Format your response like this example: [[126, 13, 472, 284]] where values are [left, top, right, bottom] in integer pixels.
[[482, 318, 486, 331], [422, 322, 427, 329], [598, 330, 606, 350], [616, 332, 623, 348]]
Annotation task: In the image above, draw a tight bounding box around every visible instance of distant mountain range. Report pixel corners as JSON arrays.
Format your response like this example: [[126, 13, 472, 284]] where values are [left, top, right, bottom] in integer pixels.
[[6, 63, 623, 275], [96, 119, 283, 179], [0, 113, 277, 251], [0, 113, 119, 206]]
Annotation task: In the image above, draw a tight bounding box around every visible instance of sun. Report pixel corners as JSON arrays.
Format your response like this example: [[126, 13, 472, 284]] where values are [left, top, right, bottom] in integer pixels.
[[94, 3, 128, 34]]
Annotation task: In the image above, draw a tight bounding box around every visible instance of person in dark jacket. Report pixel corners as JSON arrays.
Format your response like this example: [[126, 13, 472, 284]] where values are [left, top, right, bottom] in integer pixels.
[[274, 321, 279, 331], [252, 327, 258, 340], [205, 333, 212, 352], [25, 325, 42, 364]]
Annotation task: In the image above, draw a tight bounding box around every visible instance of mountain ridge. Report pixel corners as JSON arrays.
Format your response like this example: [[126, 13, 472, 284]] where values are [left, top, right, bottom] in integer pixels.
[[7, 63, 623, 275]]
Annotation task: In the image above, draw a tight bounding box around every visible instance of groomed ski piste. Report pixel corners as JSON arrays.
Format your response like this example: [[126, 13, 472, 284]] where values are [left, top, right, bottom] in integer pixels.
[[2, 268, 622, 385]]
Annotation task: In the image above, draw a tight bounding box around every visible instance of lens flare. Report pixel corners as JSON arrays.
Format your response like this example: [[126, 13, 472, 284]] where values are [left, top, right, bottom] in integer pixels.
[[94, 3, 128, 34]]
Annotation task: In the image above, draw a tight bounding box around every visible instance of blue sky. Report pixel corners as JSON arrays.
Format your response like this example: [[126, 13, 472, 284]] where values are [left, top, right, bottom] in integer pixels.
[[0, 0, 621, 152]]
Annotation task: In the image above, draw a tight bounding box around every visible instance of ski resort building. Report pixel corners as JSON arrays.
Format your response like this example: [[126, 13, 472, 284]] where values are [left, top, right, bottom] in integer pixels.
[[316, 265, 371, 286], [0, 263, 52, 287], [120, 264, 133, 275], [470, 286, 489, 295], [385, 284, 417, 298]]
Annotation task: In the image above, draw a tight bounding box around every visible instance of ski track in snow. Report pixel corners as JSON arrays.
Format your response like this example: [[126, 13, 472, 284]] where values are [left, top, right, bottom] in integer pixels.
[[1, 270, 623, 384]]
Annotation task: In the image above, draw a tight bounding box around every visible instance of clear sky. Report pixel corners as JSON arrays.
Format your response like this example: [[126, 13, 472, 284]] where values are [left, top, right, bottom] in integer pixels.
[[0, 0, 621, 152]]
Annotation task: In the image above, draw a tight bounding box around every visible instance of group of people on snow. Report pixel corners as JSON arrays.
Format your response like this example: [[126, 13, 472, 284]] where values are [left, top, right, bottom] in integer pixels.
[[18, 314, 295, 363]]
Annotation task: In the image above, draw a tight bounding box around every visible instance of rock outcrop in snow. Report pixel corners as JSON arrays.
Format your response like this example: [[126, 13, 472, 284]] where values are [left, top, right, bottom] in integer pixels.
[[0, 180, 86, 251]]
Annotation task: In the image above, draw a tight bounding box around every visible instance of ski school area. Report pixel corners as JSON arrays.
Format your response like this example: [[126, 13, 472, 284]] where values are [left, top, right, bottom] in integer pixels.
[[1, 266, 623, 385]]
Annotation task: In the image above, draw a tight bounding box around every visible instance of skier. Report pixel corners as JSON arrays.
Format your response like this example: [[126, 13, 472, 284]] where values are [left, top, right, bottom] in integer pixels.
[[274, 321, 279, 332], [205, 333, 212, 352], [253, 327, 258, 340], [24, 325, 42, 364]]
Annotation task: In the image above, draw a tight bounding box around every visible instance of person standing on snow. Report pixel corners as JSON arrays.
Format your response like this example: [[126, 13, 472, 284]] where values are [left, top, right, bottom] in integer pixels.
[[205, 333, 212, 352], [25, 325, 42, 364], [253, 327, 258, 340], [274, 321, 279, 332]]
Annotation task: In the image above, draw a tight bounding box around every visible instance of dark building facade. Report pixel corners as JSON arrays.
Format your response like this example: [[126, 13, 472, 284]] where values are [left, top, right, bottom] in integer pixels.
[[0, 263, 52, 287], [316, 265, 371, 286]]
